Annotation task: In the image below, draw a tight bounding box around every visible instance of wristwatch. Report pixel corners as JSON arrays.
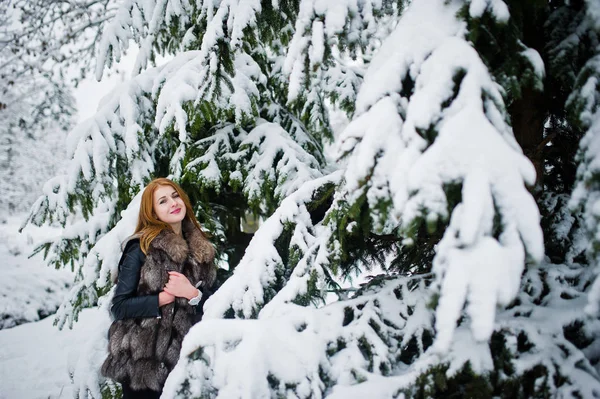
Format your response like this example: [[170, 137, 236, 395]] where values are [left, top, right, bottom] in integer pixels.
[[188, 289, 202, 306]]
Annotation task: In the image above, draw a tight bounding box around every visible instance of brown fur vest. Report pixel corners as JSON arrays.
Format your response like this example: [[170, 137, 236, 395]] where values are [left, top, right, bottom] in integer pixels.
[[101, 219, 216, 391]]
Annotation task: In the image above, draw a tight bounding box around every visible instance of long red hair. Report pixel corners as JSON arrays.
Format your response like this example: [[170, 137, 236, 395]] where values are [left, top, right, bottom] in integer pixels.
[[134, 178, 203, 253]]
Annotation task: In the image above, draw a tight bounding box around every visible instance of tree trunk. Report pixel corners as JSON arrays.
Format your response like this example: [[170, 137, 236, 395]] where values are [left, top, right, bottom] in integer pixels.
[[509, 87, 546, 189], [507, 1, 548, 190]]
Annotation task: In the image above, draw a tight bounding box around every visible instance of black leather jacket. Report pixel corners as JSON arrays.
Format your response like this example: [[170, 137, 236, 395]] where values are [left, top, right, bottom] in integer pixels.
[[111, 239, 214, 322]]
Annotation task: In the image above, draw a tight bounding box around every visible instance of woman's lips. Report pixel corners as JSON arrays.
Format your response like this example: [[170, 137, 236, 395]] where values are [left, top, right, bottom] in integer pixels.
[[170, 208, 181, 214]]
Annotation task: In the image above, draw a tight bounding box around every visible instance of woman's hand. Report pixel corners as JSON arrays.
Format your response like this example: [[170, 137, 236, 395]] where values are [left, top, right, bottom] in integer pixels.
[[158, 291, 175, 307], [164, 271, 199, 300]]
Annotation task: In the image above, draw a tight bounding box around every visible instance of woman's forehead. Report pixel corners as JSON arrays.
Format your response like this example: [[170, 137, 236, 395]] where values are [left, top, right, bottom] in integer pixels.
[[153, 185, 177, 198]]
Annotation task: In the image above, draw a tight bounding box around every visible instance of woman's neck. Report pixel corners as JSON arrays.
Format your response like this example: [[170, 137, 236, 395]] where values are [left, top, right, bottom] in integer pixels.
[[170, 222, 182, 236]]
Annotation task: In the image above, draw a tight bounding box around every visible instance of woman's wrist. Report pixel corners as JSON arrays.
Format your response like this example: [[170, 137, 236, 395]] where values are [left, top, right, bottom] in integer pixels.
[[158, 291, 174, 307], [186, 288, 200, 300]]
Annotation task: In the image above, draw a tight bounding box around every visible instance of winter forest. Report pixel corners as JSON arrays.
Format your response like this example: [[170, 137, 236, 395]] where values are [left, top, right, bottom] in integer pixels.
[[2, 0, 600, 397]]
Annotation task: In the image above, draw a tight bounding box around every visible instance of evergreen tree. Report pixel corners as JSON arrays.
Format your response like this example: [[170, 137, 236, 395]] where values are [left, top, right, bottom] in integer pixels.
[[25, 0, 600, 397]]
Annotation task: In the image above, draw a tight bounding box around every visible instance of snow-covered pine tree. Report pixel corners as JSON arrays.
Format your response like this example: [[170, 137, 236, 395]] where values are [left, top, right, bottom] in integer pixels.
[[24, 0, 331, 330], [566, 0, 600, 318], [161, 0, 600, 397], [25, 0, 600, 398]]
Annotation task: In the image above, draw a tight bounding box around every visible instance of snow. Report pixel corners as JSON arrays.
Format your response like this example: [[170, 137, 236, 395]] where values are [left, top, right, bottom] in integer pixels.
[[163, 274, 433, 398], [0, 308, 104, 399], [7, 0, 600, 398], [587, 0, 600, 30], [75, 44, 138, 123], [337, 0, 543, 351], [0, 216, 73, 330], [0, 214, 90, 398], [521, 48, 546, 80], [284, 0, 385, 101], [203, 171, 341, 320], [353, 0, 463, 115], [240, 120, 323, 204], [97, 0, 267, 133], [469, 0, 510, 22], [54, 193, 139, 329], [565, 30, 600, 316]]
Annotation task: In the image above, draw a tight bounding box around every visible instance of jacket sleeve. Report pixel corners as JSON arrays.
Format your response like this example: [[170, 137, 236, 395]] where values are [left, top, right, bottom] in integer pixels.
[[111, 240, 161, 320]]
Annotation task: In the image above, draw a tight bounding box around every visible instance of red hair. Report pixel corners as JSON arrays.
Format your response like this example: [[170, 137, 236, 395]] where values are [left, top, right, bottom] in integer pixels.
[[134, 178, 203, 253]]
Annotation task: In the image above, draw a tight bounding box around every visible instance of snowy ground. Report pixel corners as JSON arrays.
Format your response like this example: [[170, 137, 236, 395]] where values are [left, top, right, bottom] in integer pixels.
[[0, 216, 73, 329], [0, 214, 86, 399], [0, 308, 103, 399]]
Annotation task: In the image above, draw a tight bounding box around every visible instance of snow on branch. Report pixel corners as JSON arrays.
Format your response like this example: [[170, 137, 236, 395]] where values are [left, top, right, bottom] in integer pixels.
[[22, 64, 161, 325], [336, 0, 543, 352], [163, 274, 433, 398], [54, 194, 140, 329], [497, 261, 600, 397], [467, 0, 509, 22], [29, 43, 265, 230], [264, 102, 329, 162], [328, 260, 600, 398], [323, 62, 364, 115], [5, 0, 116, 85], [547, 1, 594, 92], [96, 0, 263, 82], [567, 48, 600, 314], [238, 120, 324, 209], [25, 62, 158, 230], [96, 0, 268, 138], [201, 171, 340, 320], [283, 0, 388, 103], [153, 50, 264, 141], [186, 123, 241, 191], [186, 119, 324, 213]]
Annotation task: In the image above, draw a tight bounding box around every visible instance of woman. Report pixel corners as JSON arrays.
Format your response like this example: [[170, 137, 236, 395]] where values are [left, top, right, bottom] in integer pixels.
[[102, 178, 216, 398]]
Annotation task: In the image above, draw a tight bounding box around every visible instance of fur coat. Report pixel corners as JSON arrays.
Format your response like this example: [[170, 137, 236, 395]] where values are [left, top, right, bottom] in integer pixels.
[[101, 219, 216, 391]]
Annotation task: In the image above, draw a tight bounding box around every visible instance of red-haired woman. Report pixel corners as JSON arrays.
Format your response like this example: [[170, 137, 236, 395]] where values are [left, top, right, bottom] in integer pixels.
[[101, 178, 216, 399]]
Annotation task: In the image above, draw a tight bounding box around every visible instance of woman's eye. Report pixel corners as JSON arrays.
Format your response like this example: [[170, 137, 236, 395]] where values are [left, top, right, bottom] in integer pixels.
[[173, 193, 179, 198]]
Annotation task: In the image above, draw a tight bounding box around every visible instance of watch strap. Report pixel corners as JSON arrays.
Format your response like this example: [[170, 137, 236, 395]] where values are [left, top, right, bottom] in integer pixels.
[[188, 289, 202, 306]]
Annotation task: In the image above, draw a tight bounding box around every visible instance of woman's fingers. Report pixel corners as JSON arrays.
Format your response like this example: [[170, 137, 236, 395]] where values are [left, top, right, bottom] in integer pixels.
[[167, 273, 192, 285], [167, 277, 184, 287], [164, 272, 196, 299], [165, 274, 192, 297]]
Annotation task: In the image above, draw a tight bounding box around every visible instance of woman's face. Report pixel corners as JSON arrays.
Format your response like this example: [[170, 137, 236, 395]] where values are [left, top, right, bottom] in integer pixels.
[[153, 184, 186, 228]]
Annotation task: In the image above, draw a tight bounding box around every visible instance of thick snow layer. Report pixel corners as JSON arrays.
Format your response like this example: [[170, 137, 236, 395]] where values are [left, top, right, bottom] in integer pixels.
[[0, 216, 73, 330], [284, 0, 382, 103], [203, 171, 342, 319], [468, 0, 509, 22], [0, 308, 103, 399], [337, 0, 543, 351], [163, 275, 434, 399]]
